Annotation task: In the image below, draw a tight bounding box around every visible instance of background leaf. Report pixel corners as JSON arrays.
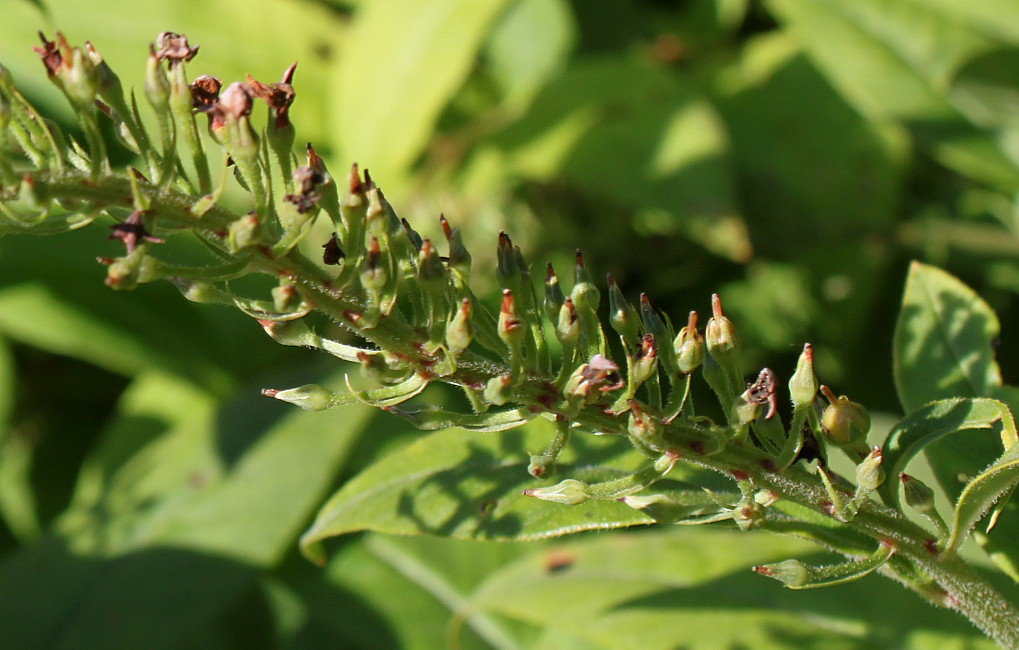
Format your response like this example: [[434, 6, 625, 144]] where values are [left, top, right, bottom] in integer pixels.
[[893, 261, 1019, 579], [332, 0, 513, 186], [893, 261, 1002, 413], [469, 529, 996, 649]]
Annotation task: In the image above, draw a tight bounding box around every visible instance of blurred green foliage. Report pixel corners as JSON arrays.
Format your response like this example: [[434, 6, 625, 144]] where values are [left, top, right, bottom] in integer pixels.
[[2, 0, 1019, 646]]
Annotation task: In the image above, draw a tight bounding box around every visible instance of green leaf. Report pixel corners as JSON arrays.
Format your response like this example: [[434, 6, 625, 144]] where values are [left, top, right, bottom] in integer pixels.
[[892, 261, 1019, 579], [469, 530, 995, 649], [325, 535, 532, 650], [770, 0, 1019, 190], [485, 0, 577, 111], [878, 398, 1016, 508], [0, 335, 41, 542], [61, 369, 372, 567], [300, 424, 664, 564], [495, 58, 748, 262], [893, 261, 1002, 414], [332, 0, 513, 185], [0, 282, 231, 391], [0, 537, 260, 650], [943, 439, 1019, 557]]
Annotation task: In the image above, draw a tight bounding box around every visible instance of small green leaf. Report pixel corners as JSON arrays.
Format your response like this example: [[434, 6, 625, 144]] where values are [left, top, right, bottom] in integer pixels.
[[894, 261, 1002, 414], [300, 426, 655, 565], [879, 398, 1015, 508], [942, 440, 1019, 557]]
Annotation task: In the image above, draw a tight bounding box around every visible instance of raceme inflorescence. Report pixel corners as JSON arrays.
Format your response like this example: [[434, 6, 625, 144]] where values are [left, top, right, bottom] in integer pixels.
[[2, 33, 1018, 647]]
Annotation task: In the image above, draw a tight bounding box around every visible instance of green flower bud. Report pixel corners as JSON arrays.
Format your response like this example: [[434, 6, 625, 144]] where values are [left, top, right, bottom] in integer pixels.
[[440, 214, 471, 286], [632, 334, 659, 386], [900, 473, 937, 516], [855, 447, 884, 492], [263, 384, 334, 411], [361, 236, 387, 293], [788, 343, 818, 409], [498, 289, 525, 348], [628, 400, 665, 452], [60, 47, 99, 109], [705, 293, 741, 367], [753, 559, 809, 587], [144, 47, 170, 109], [257, 318, 316, 347], [733, 497, 766, 531], [820, 386, 870, 453], [607, 274, 639, 345], [556, 297, 580, 344], [445, 298, 473, 356], [570, 250, 600, 312], [417, 238, 446, 284], [732, 396, 760, 427], [496, 231, 518, 284], [522, 479, 590, 505], [227, 213, 262, 252], [544, 263, 564, 323], [673, 311, 704, 374], [485, 373, 512, 406]]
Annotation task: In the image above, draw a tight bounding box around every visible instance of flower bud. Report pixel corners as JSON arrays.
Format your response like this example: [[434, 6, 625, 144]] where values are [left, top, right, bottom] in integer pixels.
[[753, 559, 809, 587], [544, 263, 564, 323], [61, 46, 99, 109], [788, 343, 818, 409], [556, 297, 580, 344], [263, 384, 334, 411], [855, 447, 884, 492], [673, 311, 704, 374], [570, 250, 600, 312], [498, 289, 525, 348], [417, 238, 446, 284], [440, 214, 471, 285], [628, 400, 665, 452], [361, 237, 387, 294], [705, 293, 741, 367], [734, 497, 766, 531], [632, 334, 658, 385], [496, 231, 518, 283], [445, 298, 473, 356], [522, 479, 590, 505], [900, 473, 937, 517], [485, 373, 512, 406], [607, 274, 639, 345], [144, 47, 170, 109], [227, 213, 262, 252], [820, 386, 870, 453]]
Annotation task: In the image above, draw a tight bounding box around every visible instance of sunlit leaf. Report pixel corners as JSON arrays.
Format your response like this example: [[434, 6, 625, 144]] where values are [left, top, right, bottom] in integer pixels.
[[943, 439, 1019, 557], [469, 530, 994, 649], [893, 261, 1002, 414], [300, 425, 662, 564], [770, 0, 1019, 190], [879, 398, 1015, 508], [332, 0, 512, 186]]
